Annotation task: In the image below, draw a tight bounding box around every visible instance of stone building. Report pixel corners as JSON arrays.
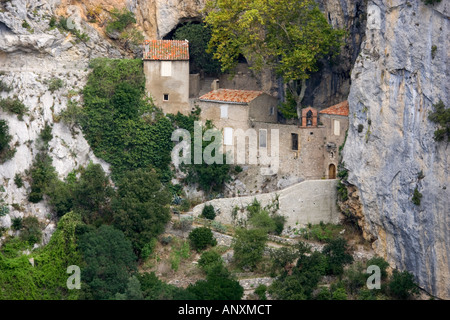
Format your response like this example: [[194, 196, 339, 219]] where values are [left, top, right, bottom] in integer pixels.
[[143, 40, 190, 115]]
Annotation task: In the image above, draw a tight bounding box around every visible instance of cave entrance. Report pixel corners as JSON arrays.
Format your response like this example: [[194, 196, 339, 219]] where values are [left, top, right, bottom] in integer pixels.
[[329, 164, 336, 179]]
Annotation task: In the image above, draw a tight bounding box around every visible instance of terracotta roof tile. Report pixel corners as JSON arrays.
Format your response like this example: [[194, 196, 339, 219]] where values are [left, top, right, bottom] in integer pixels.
[[319, 100, 349, 116], [199, 89, 264, 104], [143, 40, 189, 61]]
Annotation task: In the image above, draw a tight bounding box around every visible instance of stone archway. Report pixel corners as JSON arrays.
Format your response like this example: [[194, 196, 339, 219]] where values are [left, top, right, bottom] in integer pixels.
[[329, 164, 336, 179]]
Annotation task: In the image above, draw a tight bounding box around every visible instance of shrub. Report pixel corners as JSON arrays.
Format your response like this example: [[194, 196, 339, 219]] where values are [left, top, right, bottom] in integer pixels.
[[106, 8, 136, 34], [0, 80, 12, 92], [412, 187, 422, 206], [0, 120, 16, 163], [48, 77, 64, 93], [428, 100, 449, 142], [14, 174, 23, 188], [331, 287, 348, 300], [272, 214, 286, 235], [19, 216, 42, 245], [201, 204, 216, 220], [11, 217, 23, 231], [234, 165, 243, 173], [188, 227, 216, 252], [388, 270, 419, 299], [233, 228, 267, 270], [211, 220, 227, 233], [58, 99, 85, 132], [357, 124, 364, 133], [198, 250, 223, 274], [28, 153, 57, 203], [366, 256, 390, 279], [322, 237, 354, 276], [254, 284, 267, 300], [0, 97, 27, 120]]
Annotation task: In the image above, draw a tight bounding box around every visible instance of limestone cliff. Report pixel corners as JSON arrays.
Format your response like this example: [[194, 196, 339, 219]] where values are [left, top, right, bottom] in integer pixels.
[[343, 0, 449, 299]]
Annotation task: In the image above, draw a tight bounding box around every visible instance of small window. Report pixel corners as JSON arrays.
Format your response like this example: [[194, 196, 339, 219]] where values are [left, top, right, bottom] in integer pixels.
[[269, 106, 275, 116], [220, 105, 228, 119], [224, 127, 233, 146], [259, 129, 267, 148], [163, 94, 169, 101], [334, 120, 340, 136], [291, 133, 298, 150], [161, 61, 172, 77]]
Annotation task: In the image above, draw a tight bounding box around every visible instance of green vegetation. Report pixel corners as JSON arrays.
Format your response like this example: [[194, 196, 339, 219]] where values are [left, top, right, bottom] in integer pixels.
[[0, 97, 27, 120], [201, 204, 216, 220], [19, 216, 43, 245], [0, 119, 16, 163], [412, 187, 422, 206], [57, 16, 90, 43], [47, 77, 64, 93], [204, 0, 345, 118], [113, 169, 171, 256], [28, 153, 57, 203], [0, 80, 12, 92], [81, 58, 174, 179], [233, 228, 267, 270], [188, 227, 217, 252], [322, 237, 354, 276], [422, 0, 442, 5], [428, 100, 449, 142], [14, 173, 23, 188], [58, 99, 85, 132], [78, 224, 138, 300], [299, 222, 345, 242], [389, 270, 419, 299], [173, 22, 222, 75], [105, 8, 143, 47]]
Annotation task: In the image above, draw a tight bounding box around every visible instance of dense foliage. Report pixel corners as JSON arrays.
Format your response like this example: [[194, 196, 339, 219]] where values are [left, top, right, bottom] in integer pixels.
[[113, 169, 171, 256], [81, 58, 174, 180], [173, 22, 222, 74], [0, 119, 15, 163], [0, 97, 27, 120], [428, 100, 449, 142], [188, 227, 217, 252]]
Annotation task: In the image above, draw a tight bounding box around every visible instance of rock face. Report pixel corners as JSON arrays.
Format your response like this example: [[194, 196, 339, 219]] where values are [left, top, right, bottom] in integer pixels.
[[0, 0, 118, 242], [302, 0, 367, 109], [343, 0, 449, 299], [133, 0, 205, 39]]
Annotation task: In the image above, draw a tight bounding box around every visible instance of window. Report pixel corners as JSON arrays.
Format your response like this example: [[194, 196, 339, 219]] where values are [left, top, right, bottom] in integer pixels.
[[269, 106, 275, 116], [161, 61, 172, 77], [220, 105, 228, 119], [259, 129, 267, 148], [334, 120, 340, 136], [291, 133, 298, 150], [224, 127, 233, 146], [163, 94, 169, 101]]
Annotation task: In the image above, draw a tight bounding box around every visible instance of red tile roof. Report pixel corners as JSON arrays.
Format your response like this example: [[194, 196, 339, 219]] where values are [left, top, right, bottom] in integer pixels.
[[143, 40, 189, 61], [199, 89, 264, 104], [319, 100, 349, 116]]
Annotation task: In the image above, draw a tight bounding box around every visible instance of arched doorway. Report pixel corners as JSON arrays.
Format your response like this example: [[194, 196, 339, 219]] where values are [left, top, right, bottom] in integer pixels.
[[329, 164, 336, 179]]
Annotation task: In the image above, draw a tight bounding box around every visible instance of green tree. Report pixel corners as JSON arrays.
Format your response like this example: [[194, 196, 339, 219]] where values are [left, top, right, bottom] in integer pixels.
[[188, 227, 217, 252], [204, 0, 345, 118], [322, 237, 353, 276], [388, 270, 419, 300], [173, 22, 222, 74], [232, 227, 267, 270], [113, 169, 171, 256], [78, 225, 138, 300], [19, 216, 43, 245], [198, 250, 224, 274], [201, 204, 216, 220]]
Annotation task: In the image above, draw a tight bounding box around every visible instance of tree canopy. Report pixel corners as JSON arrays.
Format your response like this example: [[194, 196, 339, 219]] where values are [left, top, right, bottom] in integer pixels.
[[204, 0, 345, 117]]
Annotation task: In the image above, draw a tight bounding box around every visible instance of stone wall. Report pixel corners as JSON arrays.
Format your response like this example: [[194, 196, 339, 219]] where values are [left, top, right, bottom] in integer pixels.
[[192, 180, 341, 230]]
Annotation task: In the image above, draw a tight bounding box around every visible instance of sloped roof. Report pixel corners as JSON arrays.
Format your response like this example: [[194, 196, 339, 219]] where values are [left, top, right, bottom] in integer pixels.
[[319, 100, 349, 116], [199, 89, 265, 104], [143, 40, 189, 61]]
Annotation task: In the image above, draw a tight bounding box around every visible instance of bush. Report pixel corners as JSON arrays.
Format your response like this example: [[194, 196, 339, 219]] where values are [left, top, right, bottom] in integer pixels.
[[388, 270, 419, 299], [233, 228, 267, 270], [11, 217, 23, 231], [48, 77, 64, 93], [0, 120, 15, 163], [0, 97, 27, 120], [19, 216, 42, 245], [198, 250, 223, 274], [254, 284, 267, 300], [412, 187, 422, 206], [201, 204, 216, 220], [28, 153, 57, 203], [0, 80, 12, 92], [428, 100, 449, 142], [322, 237, 354, 276], [422, 0, 442, 5], [78, 225, 137, 300], [366, 256, 389, 279], [106, 8, 136, 34], [188, 227, 216, 252], [14, 174, 23, 188], [113, 168, 171, 256]]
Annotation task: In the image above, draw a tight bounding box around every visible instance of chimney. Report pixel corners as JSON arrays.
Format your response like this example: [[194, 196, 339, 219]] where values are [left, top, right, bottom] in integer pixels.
[[211, 79, 220, 91]]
